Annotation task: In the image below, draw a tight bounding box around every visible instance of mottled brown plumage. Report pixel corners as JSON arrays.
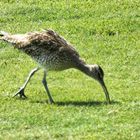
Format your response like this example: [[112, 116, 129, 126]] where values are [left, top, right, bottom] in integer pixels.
[[0, 29, 111, 104]]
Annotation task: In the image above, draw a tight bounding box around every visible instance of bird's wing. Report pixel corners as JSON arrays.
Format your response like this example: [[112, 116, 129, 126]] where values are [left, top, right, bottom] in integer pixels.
[[27, 29, 80, 56], [0, 30, 80, 57], [45, 30, 77, 51]]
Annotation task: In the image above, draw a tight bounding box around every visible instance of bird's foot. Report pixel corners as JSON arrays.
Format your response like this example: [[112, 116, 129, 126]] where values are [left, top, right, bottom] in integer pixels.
[[13, 88, 27, 99], [48, 99, 55, 104]]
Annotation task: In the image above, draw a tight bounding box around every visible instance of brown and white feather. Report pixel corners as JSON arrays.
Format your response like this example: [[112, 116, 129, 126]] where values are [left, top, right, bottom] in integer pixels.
[[1, 30, 84, 71]]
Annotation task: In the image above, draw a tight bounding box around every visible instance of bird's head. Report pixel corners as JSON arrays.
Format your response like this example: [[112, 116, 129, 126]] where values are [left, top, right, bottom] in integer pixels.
[[87, 64, 104, 81], [85, 64, 111, 104]]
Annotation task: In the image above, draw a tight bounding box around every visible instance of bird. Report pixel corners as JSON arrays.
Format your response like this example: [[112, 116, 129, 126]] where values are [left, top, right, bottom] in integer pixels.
[[0, 29, 111, 104]]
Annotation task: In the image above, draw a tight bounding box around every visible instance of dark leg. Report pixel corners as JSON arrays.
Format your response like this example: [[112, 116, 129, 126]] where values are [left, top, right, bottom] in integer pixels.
[[13, 67, 40, 98], [42, 71, 54, 104]]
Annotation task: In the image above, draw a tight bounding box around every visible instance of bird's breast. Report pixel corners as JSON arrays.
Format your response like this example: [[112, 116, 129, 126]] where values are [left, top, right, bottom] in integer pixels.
[[32, 51, 74, 71], [20, 45, 77, 71]]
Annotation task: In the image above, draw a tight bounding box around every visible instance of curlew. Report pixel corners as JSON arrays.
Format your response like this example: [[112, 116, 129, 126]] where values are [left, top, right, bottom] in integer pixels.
[[0, 29, 111, 104]]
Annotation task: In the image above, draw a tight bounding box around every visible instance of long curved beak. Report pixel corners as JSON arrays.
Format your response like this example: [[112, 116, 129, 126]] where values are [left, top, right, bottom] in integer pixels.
[[99, 79, 111, 104]]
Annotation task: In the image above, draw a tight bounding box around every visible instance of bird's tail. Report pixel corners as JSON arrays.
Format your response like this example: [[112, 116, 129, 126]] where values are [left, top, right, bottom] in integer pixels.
[[0, 31, 17, 45], [0, 31, 29, 48], [0, 31, 9, 40], [0, 31, 10, 41], [0, 31, 9, 37]]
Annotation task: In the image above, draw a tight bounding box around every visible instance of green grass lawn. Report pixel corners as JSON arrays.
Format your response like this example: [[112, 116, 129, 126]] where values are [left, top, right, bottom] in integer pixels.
[[0, 0, 140, 139]]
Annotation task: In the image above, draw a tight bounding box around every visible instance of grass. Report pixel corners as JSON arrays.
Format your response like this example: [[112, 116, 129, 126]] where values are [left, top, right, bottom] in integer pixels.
[[0, 0, 140, 139]]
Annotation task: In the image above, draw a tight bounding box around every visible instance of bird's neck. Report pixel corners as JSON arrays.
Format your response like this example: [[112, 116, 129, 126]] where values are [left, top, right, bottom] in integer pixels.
[[76, 62, 92, 77]]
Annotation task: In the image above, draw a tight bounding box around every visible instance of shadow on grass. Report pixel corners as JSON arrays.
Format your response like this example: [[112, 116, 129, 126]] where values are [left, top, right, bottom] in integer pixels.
[[31, 100, 120, 106], [55, 100, 120, 106]]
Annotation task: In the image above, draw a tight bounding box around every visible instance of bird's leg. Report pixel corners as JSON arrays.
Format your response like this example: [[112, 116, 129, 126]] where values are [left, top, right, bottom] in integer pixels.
[[13, 67, 40, 99], [42, 71, 54, 104]]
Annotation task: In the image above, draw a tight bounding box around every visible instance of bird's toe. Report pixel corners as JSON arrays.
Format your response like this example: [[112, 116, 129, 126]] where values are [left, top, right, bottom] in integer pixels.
[[13, 88, 27, 99]]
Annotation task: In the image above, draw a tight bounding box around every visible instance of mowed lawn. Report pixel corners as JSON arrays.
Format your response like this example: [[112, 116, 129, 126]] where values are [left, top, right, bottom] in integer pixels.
[[0, 0, 140, 139]]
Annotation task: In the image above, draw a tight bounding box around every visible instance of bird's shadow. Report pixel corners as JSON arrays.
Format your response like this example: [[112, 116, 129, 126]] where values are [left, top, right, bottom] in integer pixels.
[[32, 100, 120, 106], [55, 100, 119, 106]]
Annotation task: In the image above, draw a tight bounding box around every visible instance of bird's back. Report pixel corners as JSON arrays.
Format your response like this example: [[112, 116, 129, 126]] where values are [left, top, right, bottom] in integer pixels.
[[1, 30, 83, 71]]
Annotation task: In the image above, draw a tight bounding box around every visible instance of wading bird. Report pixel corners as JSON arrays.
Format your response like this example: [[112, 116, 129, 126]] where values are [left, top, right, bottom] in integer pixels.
[[0, 29, 111, 104]]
